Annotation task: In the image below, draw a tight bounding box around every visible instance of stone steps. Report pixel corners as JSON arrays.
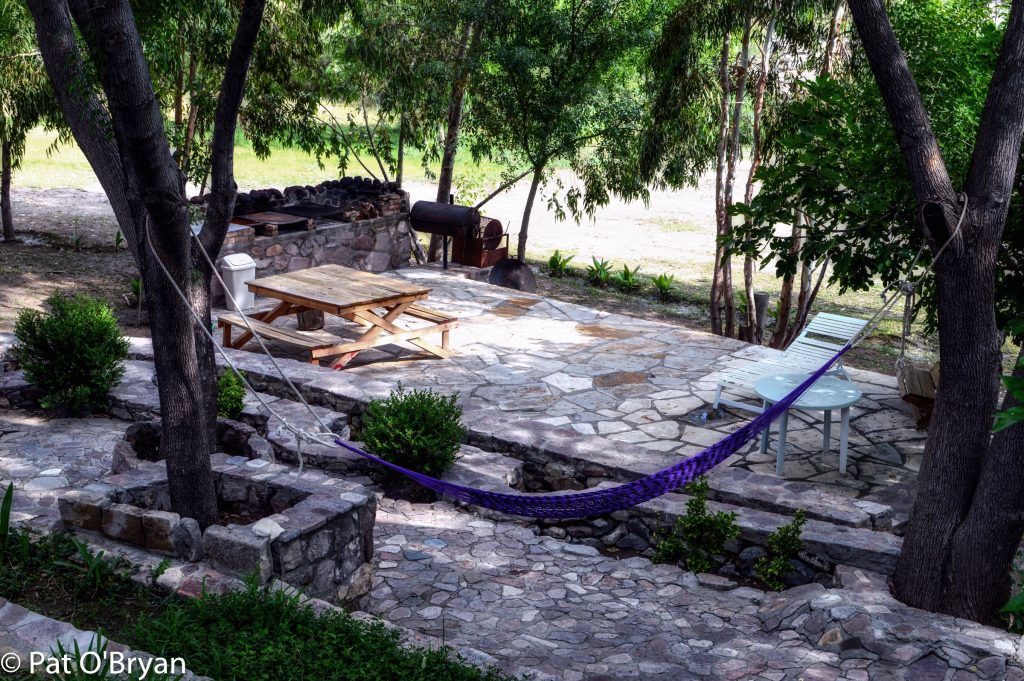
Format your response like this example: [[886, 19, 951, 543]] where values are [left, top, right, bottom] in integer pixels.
[[438, 447, 903, 576], [116, 341, 898, 536], [705, 467, 893, 530], [632, 485, 902, 575]]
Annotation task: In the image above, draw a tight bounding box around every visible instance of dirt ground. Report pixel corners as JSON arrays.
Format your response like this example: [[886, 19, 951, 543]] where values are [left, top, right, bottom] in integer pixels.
[[1, 180, 915, 373], [0, 189, 147, 335]]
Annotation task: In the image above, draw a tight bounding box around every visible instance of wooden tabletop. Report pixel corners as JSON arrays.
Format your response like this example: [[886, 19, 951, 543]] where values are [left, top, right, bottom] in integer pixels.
[[248, 265, 430, 315]]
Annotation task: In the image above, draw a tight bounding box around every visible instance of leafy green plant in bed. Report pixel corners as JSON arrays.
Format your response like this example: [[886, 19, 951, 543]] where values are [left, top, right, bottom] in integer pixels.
[[653, 476, 739, 573], [13, 291, 130, 412], [361, 383, 466, 477], [652, 273, 676, 301], [755, 510, 807, 591], [128, 577, 515, 681], [547, 250, 574, 277], [585, 256, 612, 287], [216, 369, 247, 419], [612, 264, 641, 293]]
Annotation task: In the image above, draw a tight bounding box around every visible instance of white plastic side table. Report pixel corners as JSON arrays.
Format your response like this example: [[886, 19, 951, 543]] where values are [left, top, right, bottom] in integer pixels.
[[754, 373, 863, 476]]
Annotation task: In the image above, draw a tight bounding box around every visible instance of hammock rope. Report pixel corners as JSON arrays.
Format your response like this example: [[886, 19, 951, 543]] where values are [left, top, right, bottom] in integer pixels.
[[138, 214, 944, 519], [333, 347, 847, 518]]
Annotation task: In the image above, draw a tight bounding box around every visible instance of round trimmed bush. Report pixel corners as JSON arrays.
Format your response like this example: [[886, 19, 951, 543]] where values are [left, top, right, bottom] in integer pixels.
[[361, 384, 465, 477], [13, 291, 129, 412]]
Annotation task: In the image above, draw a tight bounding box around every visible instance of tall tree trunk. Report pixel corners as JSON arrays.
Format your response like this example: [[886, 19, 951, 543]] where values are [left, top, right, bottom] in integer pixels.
[[711, 33, 732, 336], [721, 5, 752, 339], [773, 0, 846, 347], [396, 114, 406, 187], [741, 7, 777, 343], [27, 0, 266, 529], [769, 211, 802, 348], [429, 19, 485, 261], [517, 165, 544, 262], [1, 138, 13, 243], [822, 0, 845, 77], [848, 0, 1024, 621], [784, 255, 829, 347], [180, 50, 199, 178]]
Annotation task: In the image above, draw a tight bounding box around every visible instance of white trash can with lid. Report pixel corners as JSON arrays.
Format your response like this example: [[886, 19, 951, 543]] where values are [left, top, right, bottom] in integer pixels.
[[221, 253, 256, 311]]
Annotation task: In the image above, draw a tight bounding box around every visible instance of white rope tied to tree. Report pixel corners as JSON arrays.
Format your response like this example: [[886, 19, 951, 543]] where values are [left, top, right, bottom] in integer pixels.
[[888, 191, 968, 373]]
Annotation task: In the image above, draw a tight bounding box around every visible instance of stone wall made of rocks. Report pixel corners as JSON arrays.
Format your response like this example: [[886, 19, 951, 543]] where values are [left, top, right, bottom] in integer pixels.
[[59, 453, 376, 606], [214, 213, 412, 304]]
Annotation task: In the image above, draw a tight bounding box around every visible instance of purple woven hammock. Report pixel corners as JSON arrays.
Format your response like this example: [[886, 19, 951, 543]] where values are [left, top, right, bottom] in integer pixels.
[[335, 345, 850, 519]]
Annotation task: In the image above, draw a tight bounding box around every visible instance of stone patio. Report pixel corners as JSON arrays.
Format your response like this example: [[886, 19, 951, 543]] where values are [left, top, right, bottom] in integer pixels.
[[0, 409, 1021, 680], [213, 267, 925, 516], [3, 271, 1019, 680]]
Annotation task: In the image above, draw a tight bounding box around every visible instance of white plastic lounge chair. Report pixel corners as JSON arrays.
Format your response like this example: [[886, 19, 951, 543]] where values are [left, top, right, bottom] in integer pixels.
[[712, 312, 868, 414]]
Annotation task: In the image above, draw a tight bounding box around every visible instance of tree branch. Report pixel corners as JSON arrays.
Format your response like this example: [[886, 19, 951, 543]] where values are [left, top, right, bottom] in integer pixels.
[[963, 0, 1024, 226], [474, 167, 534, 208], [24, 0, 138, 253], [847, 0, 959, 244], [200, 0, 268, 255]]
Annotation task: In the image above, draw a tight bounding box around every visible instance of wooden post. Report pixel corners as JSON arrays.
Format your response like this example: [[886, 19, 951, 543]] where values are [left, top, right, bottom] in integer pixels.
[[296, 309, 325, 331]]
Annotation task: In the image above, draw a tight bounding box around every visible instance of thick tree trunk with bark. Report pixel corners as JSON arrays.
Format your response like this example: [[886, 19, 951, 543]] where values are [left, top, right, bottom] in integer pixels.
[[27, 0, 266, 529], [429, 20, 485, 261], [517, 166, 544, 262], [1, 138, 13, 242], [848, 0, 1024, 621]]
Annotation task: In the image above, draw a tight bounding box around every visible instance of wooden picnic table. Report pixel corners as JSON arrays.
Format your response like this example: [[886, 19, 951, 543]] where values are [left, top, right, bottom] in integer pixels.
[[218, 264, 456, 369]]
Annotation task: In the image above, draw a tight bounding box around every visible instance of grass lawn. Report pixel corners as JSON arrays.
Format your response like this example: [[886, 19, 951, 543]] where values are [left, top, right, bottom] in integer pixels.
[[17, 128, 514, 195]]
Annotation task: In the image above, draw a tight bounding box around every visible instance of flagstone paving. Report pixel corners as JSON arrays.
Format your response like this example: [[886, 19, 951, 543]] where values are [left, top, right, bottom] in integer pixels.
[[0, 269, 1001, 678], [0, 408, 1020, 680], [223, 267, 927, 510]]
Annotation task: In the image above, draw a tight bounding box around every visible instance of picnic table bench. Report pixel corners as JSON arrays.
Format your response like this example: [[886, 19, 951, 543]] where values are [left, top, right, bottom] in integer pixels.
[[218, 265, 457, 368]]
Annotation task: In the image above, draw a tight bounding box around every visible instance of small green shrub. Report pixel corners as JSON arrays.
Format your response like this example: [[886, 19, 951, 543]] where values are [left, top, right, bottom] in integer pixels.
[[361, 384, 466, 477], [217, 370, 247, 419], [652, 273, 676, 301], [14, 292, 129, 412], [129, 276, 143, 300], [612, 264, 641, 292], [55, 537, 131, 598], [547, 250, 574, 277], [653, 476, 739, 573], [585, 256, 612, 287], [755, 510, 807, 591]]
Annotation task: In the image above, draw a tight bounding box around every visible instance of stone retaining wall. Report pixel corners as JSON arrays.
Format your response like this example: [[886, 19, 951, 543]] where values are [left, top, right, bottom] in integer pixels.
[[59, 454, 376, 606]]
